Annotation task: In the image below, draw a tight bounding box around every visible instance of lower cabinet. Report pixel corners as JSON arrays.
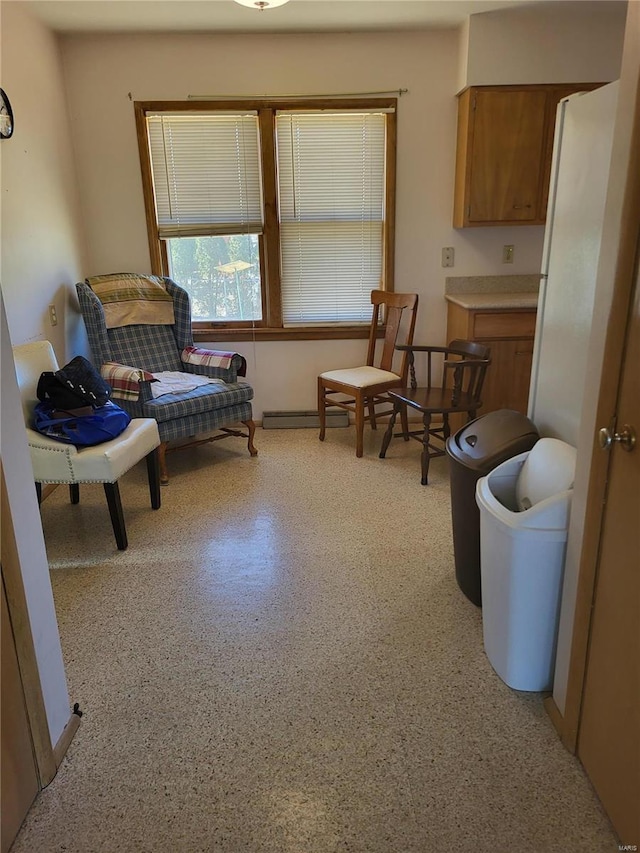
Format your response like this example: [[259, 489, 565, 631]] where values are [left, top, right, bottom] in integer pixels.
[[446, 300, 537, 420], [479, 336, 535, 415]]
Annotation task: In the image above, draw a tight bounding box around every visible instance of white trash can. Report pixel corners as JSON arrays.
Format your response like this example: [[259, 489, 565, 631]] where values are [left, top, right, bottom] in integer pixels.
[[475, 438, 577, 691]]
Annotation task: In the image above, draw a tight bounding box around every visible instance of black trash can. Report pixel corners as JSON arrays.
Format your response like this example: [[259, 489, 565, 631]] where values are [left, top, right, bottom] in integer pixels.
[[446, 409, 539, 607]]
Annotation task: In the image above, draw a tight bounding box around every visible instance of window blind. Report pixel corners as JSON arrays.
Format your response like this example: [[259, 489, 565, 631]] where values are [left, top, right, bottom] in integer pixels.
[[147, 113, 264, 239], [276, 111, 386, 325]]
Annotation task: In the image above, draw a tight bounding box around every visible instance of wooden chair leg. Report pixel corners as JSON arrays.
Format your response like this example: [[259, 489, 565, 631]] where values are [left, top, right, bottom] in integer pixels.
[[400, 402, 410, 440], [146, 449, 161, 510], [355, 394, 365, 458], [318, 378, 327, 442], [69, 484, 80, 504], [103, 482, 128, 550], [368, 399, 377, 430], [421, 412, 432, 486], [242, 419, 258, 456], [443, 413, 451, 442], [158, 442, 169, 486], [379, 401, 400, 459]]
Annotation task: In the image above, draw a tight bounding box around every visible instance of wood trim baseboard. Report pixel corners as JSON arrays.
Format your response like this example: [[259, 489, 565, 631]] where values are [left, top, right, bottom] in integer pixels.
[[543, 694, 565, 741], [41, 484, 58, 502], [52, 712, 81, 771]]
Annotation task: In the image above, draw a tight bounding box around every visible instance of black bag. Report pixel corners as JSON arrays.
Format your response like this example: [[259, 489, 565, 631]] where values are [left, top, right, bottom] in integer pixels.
[[37, 356, 111, 409]]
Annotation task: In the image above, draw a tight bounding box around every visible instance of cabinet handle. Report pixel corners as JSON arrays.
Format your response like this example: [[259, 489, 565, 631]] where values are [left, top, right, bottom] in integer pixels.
[[512, 203, 533, 210]]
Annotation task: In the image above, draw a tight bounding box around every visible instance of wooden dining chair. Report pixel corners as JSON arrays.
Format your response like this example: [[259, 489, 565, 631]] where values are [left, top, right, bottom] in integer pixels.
[[318, 290, 419, 457], [379, 339, 491, 484]]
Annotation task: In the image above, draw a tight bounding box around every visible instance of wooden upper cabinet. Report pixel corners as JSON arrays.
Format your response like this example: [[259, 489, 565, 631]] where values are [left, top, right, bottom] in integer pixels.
[[453, 83, 602, 228]]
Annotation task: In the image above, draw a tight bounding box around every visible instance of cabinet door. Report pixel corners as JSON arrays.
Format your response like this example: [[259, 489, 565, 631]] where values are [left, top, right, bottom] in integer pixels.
[[468, 89, 548, 223], [479, 338, 534, 415]]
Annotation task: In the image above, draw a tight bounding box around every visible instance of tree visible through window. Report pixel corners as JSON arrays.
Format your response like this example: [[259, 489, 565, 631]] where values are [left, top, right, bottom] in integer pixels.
[[167, 235, 262, 322], [135, 99, 396, 340]]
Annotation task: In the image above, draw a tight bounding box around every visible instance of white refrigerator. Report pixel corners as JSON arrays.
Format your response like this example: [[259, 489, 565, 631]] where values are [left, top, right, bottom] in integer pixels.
[[527, 81, 618, 715], [528, 82, 618, 444]]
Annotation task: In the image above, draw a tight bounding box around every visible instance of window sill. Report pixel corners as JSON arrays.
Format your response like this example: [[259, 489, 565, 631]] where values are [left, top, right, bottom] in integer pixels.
[[193, 326, 381, 343]]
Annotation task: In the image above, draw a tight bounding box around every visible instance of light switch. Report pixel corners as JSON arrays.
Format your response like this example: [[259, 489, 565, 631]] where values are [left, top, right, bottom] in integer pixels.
[[503, 245, 514, 264]]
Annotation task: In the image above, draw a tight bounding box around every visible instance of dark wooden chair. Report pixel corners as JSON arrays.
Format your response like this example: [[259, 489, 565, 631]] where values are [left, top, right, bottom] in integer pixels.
[[318, 290, 419, 457], [379, 339, 491, 484]]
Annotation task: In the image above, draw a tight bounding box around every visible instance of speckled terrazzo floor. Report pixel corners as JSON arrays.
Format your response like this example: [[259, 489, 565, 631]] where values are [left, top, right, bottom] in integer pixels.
[[14, 427, 616, 853]]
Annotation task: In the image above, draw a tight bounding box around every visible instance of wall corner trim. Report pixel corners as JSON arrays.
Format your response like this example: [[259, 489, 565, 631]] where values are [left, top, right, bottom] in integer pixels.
[[52, 712, 81, 773], [543, 694, 565, 742]]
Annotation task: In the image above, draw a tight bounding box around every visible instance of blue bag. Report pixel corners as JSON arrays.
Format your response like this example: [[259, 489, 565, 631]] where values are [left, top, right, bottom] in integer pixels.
[[33, 400, 131, 447]]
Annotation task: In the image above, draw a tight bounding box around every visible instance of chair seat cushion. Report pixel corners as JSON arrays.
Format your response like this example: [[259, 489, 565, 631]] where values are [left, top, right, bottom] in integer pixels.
[[142, 380, 254, 424], [320, 366, 400, 389], [71, 418, 160, 482], [28, 418, 160, 484]]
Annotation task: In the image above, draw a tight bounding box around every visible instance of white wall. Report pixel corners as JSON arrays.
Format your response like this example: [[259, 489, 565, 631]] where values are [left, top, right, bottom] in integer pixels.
[[0, 0, 86, 752], [457, 16, 471, 93], [465, 0, 626, 86], [0, 297, 71, 747], [59, 28, 551, 419], [0, 0, 87, 363]]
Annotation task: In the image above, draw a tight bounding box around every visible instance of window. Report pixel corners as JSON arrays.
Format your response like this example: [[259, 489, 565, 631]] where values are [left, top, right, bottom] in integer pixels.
[[166, 234, 262, 323], [135, 99, 396, 341]]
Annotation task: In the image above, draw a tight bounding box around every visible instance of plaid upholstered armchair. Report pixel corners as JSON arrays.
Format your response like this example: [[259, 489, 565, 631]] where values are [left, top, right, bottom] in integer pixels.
[[76, 274, 257, 484]]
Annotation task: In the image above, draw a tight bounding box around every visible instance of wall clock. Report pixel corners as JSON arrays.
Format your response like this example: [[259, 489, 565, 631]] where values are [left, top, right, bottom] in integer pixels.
[[1, 89, 14, 139]]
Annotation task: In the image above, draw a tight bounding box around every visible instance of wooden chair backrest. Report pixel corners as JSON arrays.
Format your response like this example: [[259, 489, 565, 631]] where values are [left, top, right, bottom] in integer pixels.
[[12, 340, 59, 424], [367, 290, 419, 378], [403, 339, 491, 405], [445, 339, 491, 404]]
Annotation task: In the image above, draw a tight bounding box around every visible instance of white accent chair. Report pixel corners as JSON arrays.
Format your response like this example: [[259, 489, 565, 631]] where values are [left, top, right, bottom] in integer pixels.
[[13, 341, 162, 551]]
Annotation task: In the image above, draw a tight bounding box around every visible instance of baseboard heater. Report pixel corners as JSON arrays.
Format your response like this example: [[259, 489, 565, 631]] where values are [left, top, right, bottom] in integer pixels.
[[262, 409, 349, 429]]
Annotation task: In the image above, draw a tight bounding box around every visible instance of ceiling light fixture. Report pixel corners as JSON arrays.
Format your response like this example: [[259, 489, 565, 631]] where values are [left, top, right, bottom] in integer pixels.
[[234, 0, 290, 9]]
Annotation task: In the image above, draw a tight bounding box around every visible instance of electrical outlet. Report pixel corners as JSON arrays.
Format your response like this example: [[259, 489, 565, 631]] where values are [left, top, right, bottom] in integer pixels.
[[502, 245, 514, 264], [442, 247, 455, 268], [48, 304, 58, 326]]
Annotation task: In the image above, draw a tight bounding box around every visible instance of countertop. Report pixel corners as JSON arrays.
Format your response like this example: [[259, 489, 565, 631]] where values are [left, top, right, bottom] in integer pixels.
[[444, 292, 539, 310]]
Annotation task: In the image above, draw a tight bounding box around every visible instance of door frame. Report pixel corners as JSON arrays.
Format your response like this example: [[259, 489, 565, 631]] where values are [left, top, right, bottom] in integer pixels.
[[0, 464, 81, 787], [1, 569, 39, 853], [1, 464, 57, 786], [556, 3, 640, 752]]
